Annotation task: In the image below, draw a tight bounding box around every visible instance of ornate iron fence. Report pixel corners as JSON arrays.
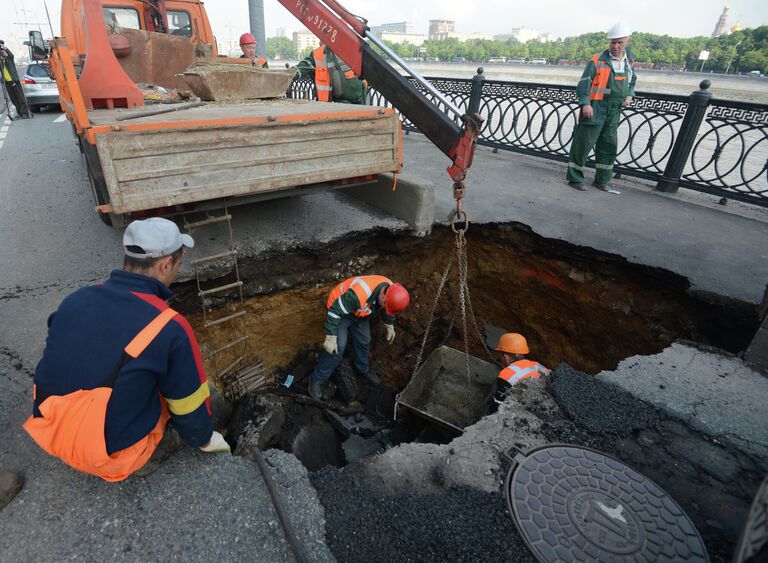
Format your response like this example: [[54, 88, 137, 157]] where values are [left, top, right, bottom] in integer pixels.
[[288, 74, 768, 207]]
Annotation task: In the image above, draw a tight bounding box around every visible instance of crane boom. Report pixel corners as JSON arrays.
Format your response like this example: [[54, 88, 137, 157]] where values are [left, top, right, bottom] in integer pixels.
[[278, 0, 483, 186]]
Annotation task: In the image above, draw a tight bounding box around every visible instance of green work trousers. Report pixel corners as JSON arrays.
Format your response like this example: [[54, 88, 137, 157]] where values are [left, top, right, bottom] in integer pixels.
[[566, 101, 622, 185]]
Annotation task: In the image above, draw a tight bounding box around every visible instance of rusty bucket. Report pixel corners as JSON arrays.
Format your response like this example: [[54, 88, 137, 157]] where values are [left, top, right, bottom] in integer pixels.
[[181, 62, 296, 101], [395, 346, 498, 434]]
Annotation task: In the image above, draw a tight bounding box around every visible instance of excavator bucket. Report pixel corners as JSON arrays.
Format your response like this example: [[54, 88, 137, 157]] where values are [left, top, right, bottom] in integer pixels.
[[181, 62, 296, 101]]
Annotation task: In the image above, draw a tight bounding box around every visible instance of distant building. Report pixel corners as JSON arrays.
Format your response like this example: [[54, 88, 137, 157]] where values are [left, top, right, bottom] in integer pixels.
[[218, 39, 241, 58], [494, 27, 547, 43], [378, 32, 427, 46], [431, 31, 493, 42], [275, 27, 289, 38], [370, 22, 415, 34], [293, 31, 320, 52], [429, 19, 455, 38], [711, 4, 730, 38]]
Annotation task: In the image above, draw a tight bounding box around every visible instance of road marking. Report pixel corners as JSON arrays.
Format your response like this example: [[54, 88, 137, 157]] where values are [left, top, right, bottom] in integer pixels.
[[53, 113, 67, 123]]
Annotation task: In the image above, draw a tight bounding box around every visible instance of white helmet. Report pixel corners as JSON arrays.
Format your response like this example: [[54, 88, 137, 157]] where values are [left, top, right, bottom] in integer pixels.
[[607, 22, 631, 39]]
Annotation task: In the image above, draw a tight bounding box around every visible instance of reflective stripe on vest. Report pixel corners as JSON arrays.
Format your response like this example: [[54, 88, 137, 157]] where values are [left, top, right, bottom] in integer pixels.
[[498, 360, 545, 386], [313, 46, 332, 102], [327, 275, 392, 318]]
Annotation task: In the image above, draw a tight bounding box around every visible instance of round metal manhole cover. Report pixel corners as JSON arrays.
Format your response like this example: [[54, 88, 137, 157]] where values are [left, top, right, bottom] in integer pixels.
[[505, 445, 709, 562]]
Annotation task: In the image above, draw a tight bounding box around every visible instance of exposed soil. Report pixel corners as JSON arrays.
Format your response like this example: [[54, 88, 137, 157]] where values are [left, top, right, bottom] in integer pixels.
[[176, 223, 757, 390]]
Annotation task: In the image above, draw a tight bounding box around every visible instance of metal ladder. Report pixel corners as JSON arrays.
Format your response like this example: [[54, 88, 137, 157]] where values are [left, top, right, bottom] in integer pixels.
[[183, 203, 249, 384]]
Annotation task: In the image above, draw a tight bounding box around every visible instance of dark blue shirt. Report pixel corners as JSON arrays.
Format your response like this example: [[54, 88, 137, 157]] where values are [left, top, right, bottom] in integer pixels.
[[34, 270, 212, 453]]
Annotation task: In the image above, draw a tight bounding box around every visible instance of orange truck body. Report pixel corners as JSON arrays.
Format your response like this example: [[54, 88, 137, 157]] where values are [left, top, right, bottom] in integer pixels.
[[52, 0, 402, 226]]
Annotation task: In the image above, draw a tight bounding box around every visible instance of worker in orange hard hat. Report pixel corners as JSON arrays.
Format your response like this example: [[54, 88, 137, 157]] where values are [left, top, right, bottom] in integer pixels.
[[239, 32, 268, 68], [309, 276, 410, 400], [487, 332, 550, 414]]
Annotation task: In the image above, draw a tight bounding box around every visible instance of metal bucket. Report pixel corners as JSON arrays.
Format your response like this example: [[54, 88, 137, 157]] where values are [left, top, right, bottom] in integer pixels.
[[181, 62, 296, 101], [395, 346, 498, 434]]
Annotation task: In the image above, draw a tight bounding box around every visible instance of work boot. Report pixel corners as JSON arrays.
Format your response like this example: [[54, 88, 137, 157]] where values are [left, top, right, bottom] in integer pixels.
[[309, 378, 324, 400], [568, 181, 586, 191], [360, 369, 381, 385], [592, 181, 610, 192], [0, 471, 23, 510]]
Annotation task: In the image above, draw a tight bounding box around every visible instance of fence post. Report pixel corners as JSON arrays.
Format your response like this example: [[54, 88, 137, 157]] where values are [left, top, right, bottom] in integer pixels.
[[656, 80, 713, 193], [468, 67, 485, 116]]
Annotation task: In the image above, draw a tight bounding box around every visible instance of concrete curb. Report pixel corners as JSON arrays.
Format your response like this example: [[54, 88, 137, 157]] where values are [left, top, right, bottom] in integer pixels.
[[342, 173, 435, 236]]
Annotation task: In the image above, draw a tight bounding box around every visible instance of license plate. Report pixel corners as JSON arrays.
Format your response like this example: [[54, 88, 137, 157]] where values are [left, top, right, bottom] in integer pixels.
[[42, 83, 57, 89]]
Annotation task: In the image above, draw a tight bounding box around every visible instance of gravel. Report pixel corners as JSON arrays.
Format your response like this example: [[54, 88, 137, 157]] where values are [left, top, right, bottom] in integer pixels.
[[310, 467, 535, 563], [548, 364, 658, 436]]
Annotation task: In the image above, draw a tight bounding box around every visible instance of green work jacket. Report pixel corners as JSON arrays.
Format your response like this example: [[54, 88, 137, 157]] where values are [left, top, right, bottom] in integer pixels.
[[575, 49, 637, 126]]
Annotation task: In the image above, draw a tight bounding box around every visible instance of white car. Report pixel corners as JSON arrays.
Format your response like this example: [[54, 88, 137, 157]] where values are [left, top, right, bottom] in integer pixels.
[[21, 61, 60, 111]]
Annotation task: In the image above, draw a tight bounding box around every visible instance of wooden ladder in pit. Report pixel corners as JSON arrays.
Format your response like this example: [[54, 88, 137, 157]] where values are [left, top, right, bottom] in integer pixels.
[[183, 203, 249, 384]]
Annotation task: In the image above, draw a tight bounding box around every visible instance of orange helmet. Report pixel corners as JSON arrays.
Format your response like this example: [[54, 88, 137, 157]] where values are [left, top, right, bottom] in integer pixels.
[[384, 283, 410, 316], [239, 33, 257, 45], [495, 333, 529, 355]]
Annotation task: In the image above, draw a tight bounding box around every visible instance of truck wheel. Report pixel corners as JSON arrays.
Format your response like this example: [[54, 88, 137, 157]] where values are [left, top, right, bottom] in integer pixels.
[[108, 213, 127, 228]]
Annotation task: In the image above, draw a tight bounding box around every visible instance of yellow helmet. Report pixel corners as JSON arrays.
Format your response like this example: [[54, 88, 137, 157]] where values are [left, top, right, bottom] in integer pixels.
[[495, 333, 529, 355]]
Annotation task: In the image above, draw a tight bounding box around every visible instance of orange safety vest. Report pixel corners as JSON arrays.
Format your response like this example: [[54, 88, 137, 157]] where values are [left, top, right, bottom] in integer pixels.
[[313, 46, 332, 102], [23, 308, 179, 482], [498, 360, 547, 386], [589, 52, 634, 101], [327, 275, 392, 318]]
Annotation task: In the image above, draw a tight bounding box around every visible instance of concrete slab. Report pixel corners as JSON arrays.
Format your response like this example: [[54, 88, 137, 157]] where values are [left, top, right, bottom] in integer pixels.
[[341, 173, 435, 236], [596, 342, 768, 464]]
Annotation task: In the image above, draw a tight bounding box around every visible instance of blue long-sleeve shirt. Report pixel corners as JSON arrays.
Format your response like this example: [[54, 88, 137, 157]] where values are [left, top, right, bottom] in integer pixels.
[[33, 270, 212, 454]]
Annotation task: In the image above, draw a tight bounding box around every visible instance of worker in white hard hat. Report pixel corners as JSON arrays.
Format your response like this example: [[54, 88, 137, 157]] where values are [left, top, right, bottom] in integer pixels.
[[566, 22, 637, 191]]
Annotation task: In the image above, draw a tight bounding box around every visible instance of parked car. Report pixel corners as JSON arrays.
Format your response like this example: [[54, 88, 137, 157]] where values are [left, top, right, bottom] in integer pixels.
[[21, 61, 60, 111]]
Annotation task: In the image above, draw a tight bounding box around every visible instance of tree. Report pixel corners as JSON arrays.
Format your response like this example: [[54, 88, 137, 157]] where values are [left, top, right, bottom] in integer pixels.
[[266, 37, 297, 60]]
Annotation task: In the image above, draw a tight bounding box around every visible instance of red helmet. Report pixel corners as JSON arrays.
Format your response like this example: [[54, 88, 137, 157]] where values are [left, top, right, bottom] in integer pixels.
[[384, 283, 410, 316], [239, 33, 257, 45]]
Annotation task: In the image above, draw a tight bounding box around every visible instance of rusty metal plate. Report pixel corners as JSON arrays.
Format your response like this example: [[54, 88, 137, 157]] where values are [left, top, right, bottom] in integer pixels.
[[505, 445, 709, 562]]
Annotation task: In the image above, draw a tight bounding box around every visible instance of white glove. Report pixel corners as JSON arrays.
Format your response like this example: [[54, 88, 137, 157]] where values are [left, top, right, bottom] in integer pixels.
[[385, 323, 396, 344], [199, 431, 230, 453], [323, 335, 338, 355]]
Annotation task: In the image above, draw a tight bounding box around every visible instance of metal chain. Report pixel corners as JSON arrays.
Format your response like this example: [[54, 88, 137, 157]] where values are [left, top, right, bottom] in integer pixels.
[[459, 239, 494, 362], [456, 230, 472, 385], [411, 252, 455, 378]]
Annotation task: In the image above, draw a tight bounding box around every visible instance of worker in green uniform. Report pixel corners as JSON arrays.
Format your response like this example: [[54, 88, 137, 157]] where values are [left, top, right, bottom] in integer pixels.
[[295, 44, 366, 105], [566, 22, 636, 191]]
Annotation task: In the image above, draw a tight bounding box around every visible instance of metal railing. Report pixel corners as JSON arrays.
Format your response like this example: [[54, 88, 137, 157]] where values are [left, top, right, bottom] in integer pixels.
[[288, 72, 768, 207]]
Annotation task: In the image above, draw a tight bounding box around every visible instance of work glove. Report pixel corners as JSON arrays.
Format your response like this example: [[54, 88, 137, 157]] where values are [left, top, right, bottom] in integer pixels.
[[323, 335, 338, 355], [385, 323, 396, 344], [199, 431, 230, 453]]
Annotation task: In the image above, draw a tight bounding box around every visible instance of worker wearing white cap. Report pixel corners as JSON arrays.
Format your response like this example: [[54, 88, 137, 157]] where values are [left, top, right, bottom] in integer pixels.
[[566, 22, 637, 191], [25, 218, 230, 483]]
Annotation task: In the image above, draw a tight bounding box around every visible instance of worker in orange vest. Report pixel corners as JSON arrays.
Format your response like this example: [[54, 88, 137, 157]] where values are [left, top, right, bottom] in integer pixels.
[[295, 43, 366, 104], [239, 32, 268, 68], [487, 332, 550, 414], [310, 276, 410, 400], [566, 22, 636, 191], [23, 218, 230, 482]]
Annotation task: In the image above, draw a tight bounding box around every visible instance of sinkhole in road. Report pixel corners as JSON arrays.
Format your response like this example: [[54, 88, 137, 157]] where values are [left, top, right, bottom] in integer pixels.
[[176, 223, 757, 471]]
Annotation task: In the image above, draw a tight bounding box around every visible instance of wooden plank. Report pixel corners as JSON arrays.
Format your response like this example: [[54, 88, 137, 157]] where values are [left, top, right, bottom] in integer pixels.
[[87, 99, 387, 126], [104, 113, 400, 213], [104, 117, 391, 159]]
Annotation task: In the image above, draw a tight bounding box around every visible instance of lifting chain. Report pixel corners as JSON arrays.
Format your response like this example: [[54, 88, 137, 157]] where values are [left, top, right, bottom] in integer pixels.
[[411, 205, 494, 386]]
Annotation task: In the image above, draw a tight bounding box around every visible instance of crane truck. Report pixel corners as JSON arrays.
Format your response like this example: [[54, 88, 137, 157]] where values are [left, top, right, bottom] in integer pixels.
[[47, 0, 482, 227]]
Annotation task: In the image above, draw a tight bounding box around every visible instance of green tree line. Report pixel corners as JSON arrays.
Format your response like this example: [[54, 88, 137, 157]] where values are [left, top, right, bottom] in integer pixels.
[[379, 26, 768, 74]]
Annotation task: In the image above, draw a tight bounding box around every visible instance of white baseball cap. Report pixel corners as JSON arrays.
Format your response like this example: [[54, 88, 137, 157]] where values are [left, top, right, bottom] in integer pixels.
[[123, 217, 194, 258]]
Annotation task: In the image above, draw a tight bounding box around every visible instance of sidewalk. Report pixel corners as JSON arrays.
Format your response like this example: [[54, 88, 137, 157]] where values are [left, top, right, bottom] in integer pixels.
[[400, 133, 768, 304]]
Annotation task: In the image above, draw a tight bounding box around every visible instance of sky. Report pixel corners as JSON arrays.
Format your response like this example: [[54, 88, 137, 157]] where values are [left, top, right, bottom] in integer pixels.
[[2, 0, 767, 48]]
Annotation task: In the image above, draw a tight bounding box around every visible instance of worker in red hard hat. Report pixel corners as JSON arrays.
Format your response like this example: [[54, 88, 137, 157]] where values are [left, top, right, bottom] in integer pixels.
[[309, 276, 410, 400], [239, 32, 268, 68], [487, 332, 550, 414]]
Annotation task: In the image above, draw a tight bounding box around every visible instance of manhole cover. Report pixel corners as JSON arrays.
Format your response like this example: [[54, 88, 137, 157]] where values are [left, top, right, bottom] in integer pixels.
[[505, 445, 709, 562]]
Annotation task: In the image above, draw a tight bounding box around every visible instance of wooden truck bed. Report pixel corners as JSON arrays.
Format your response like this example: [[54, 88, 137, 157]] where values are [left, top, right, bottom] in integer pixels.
[[86, 99, 402, 215]]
